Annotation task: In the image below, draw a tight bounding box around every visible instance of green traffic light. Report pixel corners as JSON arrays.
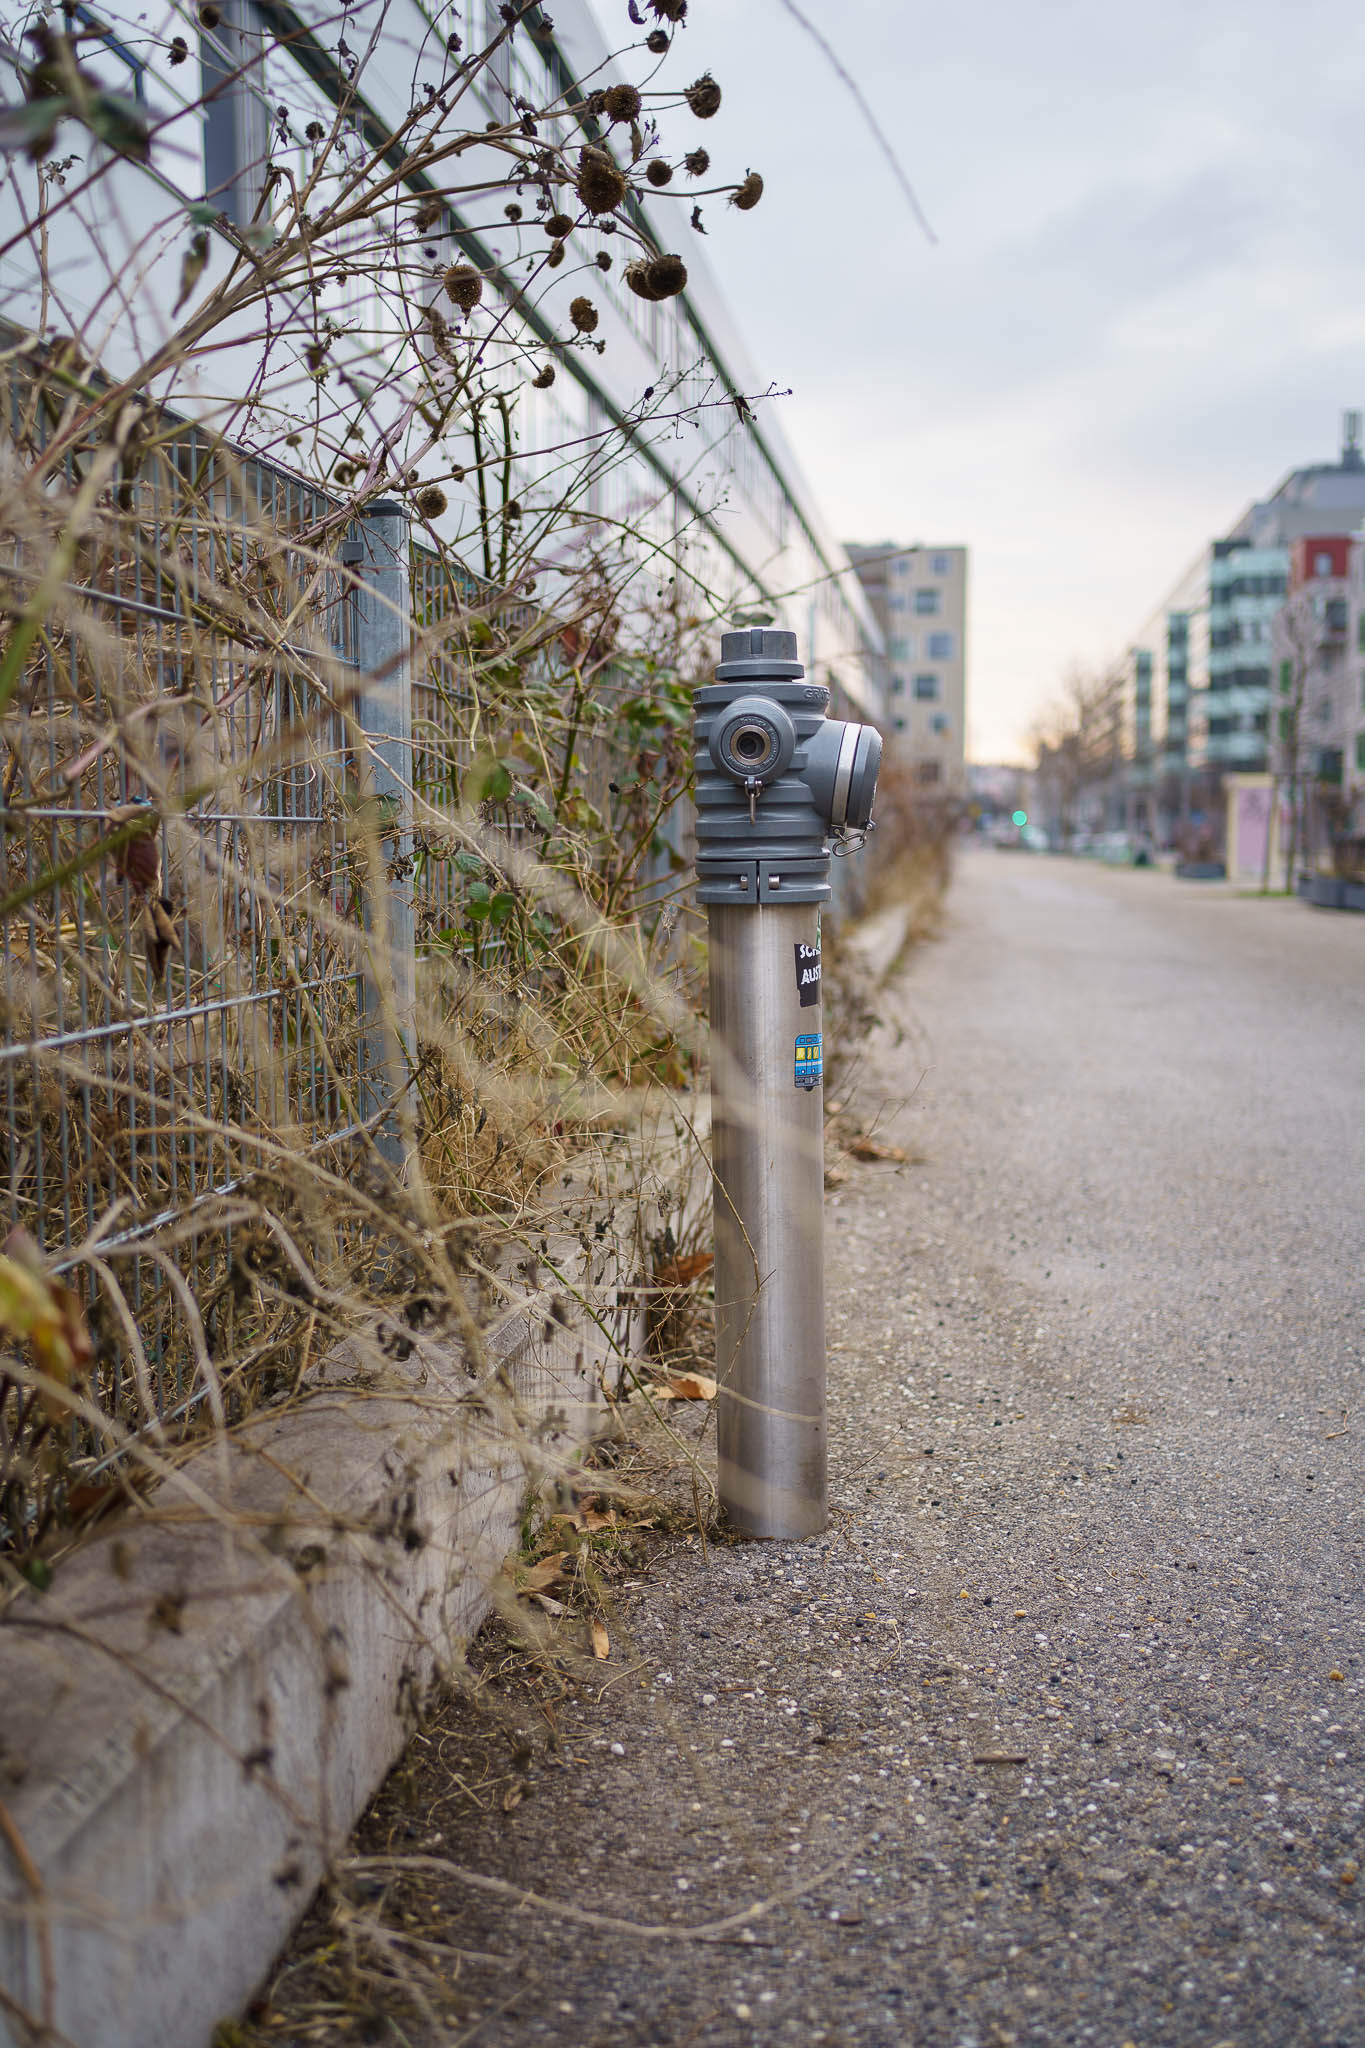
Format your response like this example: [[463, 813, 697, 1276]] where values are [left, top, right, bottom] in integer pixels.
[[1012, 809, 1028, 828]]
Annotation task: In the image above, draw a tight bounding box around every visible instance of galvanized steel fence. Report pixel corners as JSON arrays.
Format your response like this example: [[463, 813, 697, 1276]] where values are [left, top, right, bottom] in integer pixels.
[[0, 387, 503, 1548]]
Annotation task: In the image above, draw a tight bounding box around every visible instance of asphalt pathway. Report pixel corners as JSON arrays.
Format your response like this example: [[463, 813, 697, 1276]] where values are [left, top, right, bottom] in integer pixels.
[[262, 848, 1365, 2048]]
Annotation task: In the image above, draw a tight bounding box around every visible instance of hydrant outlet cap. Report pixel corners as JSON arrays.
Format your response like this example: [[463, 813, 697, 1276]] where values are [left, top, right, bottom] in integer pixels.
[[716, 626, 804, 680]]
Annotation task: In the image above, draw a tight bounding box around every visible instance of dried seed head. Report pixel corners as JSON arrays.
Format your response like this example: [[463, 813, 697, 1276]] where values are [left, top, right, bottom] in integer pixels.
[[649, 0, 687, 19], [625, 251, 687, 302], [684, 74, 721, 119], [505, 201, 523, 220], [168, 34, 188, 63], [416, 485, 448, 518], [645, 159, 673, 187], [595, 250, 612, 270], [576, 144, 627, 215], [602, 83, 642, 123], [413, 194, 443, 231], [546, 211, 574, 237], [305, 120, 325, 143], [646, 29, 669, 53], [197, 2, 220, 24], [729, 170, 763, 211], [443, 264, 483, 311], [569, 295, 598, 333], [532, 363, 556, 388], [546, 241, 565, 268], [684, 147, 709, 177]]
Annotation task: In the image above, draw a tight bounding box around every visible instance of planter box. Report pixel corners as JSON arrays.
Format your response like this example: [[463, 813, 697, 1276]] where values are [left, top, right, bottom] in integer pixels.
[[1174, 860, 1226, 881], [1342, 883, 1365, 914], [1307, 875, 1347, 910]]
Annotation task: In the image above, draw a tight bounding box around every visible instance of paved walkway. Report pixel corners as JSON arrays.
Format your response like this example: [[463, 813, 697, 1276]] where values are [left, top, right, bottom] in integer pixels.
[[257, 849, 1365, 2048]]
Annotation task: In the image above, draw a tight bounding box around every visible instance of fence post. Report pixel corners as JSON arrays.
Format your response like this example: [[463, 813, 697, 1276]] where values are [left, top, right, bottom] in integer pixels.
[[352, 501, 416, 1173]]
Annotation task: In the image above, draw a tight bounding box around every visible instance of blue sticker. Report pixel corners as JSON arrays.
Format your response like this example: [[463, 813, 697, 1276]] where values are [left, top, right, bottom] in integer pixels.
[[794, 1032, 823, 1090]]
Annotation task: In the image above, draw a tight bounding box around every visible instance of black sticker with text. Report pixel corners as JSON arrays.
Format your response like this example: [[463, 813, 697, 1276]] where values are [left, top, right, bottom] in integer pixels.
[[795, 940, 822, 1007]]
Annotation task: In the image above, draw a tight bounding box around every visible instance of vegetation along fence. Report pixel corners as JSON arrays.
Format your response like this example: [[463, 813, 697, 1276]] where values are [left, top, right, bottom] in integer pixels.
[[1, 362, 697, 1561]]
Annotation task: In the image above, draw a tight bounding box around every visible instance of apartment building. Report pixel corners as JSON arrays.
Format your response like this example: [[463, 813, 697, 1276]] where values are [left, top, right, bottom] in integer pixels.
[[1099, 418, 1365, 841], [846, 543, 968, 793], [1269, 533, 1365, 846]]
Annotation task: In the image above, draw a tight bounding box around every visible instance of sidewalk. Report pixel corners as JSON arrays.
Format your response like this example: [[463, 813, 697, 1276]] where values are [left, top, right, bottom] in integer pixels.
[[244, 849, 1364, 2048]]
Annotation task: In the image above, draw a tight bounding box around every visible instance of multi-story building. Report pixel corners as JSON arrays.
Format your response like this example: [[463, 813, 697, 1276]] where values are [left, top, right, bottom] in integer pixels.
[[1268, 534, 1358, 863], [846, 543, 968, 793], [1103, 418, 1365, 842]]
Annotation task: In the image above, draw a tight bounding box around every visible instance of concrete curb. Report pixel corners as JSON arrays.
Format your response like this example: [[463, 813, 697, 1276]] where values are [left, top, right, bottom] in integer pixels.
[[0, 1295, 612, 2048], [843, 899, 913, 985]]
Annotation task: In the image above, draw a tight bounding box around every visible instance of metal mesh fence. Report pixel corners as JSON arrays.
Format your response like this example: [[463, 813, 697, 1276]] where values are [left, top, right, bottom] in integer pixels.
[[1, 384, 370, 1543]]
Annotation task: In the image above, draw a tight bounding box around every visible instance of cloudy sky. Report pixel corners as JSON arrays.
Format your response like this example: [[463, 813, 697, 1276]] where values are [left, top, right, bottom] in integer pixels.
[[656, 0, 1365, 761]]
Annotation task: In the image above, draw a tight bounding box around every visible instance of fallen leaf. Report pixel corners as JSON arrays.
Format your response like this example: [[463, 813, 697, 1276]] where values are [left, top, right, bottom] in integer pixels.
[[502, 1780, 526, 1813], [531, 1592, 565, 1616], [823, 1163, 848, 1190], [846, 1135, 908, 1164], [653, 1251, 713, 1289], [590, 1618, 609, 1660], [655, 1372, 717, 1401], [512, 1551, 567, 1594], [1329, 1669, 1345, 1682]]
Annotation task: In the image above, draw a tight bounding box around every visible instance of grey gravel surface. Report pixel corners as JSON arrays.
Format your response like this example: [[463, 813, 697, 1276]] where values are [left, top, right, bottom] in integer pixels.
[[259, 848, 1365, 2048]]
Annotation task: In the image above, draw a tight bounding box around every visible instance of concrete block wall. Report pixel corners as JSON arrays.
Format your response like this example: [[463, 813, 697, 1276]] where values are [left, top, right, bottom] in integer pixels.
[[0, 1298, 606, 2048]]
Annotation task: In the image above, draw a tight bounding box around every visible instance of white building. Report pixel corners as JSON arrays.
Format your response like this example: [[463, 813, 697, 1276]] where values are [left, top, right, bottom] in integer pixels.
[[846, 543, 968, 793]]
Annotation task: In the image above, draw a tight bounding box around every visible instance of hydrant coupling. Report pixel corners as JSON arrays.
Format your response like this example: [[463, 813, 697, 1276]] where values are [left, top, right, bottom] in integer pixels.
[[693, 628, 882, 905]]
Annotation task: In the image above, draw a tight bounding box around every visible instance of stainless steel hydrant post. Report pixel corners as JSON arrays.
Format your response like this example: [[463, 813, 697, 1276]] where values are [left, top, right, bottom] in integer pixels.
[[695, 629, 881, 1539]]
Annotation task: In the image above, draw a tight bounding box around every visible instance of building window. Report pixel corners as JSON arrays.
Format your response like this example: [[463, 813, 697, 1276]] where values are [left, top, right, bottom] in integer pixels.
[[888, 595, 907, 612], [927, 632, 954, 659], [1278, 708, 1291, 740], [913, 588, 940, 616], [894, 557, 911, 576], [931, 714, 950, 735], [1315, 552, 1334, 577], [931, 552, 951, 574], [1279, 659, 1292, 693], [890, 674, 906, 695], [915, 760, 942, 785], [913, 673, 938, 701], [888, 635, 910, 659]]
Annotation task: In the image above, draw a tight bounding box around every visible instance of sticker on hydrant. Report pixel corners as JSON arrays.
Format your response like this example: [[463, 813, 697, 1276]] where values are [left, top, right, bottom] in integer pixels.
[[794, 941, 822, 1007], [794, 1032, 823, 1089]]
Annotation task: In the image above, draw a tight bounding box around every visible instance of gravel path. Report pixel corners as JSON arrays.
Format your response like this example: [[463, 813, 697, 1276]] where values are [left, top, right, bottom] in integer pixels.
[[257, 848, 1364, 2048]]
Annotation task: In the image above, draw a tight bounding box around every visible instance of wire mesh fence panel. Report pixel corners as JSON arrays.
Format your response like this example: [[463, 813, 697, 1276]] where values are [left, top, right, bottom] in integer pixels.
[[1, 374, 365, 1548], [409, 541, 532, 1066]]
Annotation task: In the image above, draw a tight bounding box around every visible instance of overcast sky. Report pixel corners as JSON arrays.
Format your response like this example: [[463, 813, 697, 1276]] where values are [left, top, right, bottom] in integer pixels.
[[657, 0, 1365, 761]]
